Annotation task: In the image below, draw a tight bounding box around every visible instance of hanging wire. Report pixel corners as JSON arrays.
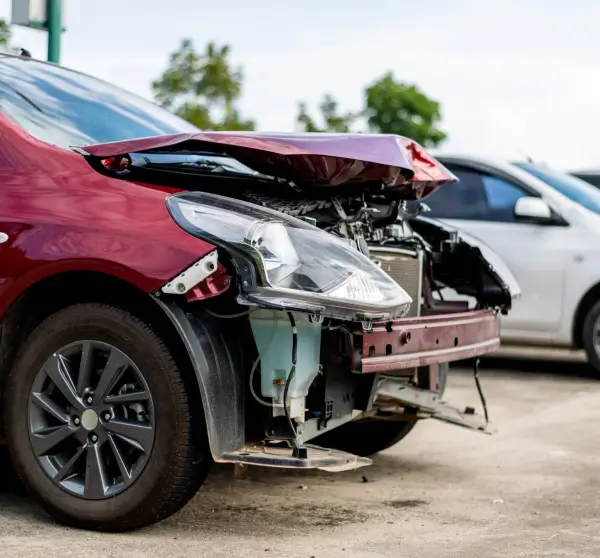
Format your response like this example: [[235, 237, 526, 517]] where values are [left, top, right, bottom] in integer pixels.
[[283, 312, 299, 439], [473, 358, 489, 427], [249, 353, 274, 407], [205, 308, 251, 319]]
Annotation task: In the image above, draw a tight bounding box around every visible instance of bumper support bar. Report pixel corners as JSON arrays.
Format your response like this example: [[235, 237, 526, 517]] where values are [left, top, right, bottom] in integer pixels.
[[358, 310, 500, 373]]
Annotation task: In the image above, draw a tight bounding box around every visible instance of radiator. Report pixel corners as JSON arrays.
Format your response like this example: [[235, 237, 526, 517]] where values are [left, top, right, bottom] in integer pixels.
[[369, 246, 423, 317]]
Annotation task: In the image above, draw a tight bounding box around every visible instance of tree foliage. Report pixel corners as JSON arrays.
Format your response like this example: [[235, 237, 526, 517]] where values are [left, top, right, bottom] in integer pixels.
[[296, 73, 446, 146], [364, 72, 446, 146], [296, 94, 356, 133], [0, 19, 11, 47], [154, 38, 447, 141], [152, 39, 254, 130]]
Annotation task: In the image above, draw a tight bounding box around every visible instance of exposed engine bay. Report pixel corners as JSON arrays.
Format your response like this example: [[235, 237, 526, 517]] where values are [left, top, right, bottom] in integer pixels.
[[240, 188, 513, 314]]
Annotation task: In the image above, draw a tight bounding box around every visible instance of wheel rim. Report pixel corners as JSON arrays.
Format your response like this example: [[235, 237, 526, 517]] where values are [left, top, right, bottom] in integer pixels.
[[27, 341, 155, 500], [594, 318, 600, 359]]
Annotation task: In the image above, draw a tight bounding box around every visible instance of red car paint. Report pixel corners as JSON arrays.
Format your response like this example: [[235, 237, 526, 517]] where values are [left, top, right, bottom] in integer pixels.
[[79, 131, 456, 199], [0, 114, 217, 315]]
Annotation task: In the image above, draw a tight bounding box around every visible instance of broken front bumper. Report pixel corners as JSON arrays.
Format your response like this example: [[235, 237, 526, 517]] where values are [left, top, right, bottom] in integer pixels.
[[355, 310, 500, 374], [353, 310, 500, 434]]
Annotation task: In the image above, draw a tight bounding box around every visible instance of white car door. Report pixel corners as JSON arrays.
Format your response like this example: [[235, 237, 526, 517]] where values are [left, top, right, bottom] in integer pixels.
[[424, 163, 570, 341]]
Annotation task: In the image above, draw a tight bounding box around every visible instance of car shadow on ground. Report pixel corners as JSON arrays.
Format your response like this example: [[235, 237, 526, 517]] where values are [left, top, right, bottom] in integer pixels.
[[0, 449, 444, 534], [0, 447, 52, 525], [153, 453, 450, 536]]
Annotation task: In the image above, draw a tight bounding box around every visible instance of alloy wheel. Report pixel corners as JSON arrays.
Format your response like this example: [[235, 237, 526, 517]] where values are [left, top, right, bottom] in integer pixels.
[[27, 341, 155, 499]]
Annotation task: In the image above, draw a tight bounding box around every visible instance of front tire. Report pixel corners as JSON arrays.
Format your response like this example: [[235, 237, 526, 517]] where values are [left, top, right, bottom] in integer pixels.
[[313, 363, 449, 457], [582, 300, 600, 376], [3, 303, 211, 532]]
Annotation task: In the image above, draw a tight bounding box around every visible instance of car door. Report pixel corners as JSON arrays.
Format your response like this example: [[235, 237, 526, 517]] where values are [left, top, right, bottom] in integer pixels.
[[423, 162, 568, 340]]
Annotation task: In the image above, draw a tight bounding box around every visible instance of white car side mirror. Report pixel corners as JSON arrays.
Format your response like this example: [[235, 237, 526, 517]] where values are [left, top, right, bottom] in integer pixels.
[[514, 197, 552, 222]]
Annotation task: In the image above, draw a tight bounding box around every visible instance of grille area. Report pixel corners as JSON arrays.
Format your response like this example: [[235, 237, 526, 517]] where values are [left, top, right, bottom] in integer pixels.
[[370, 246, 423, 317]]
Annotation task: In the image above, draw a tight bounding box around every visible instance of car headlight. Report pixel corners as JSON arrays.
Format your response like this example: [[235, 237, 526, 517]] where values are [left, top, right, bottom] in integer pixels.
[[167, 192, 412, 321]]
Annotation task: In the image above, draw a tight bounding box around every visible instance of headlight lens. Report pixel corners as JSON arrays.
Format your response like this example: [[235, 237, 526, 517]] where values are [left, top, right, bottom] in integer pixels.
[[247, 221, 300, 283], [169, 192, 412, 321]]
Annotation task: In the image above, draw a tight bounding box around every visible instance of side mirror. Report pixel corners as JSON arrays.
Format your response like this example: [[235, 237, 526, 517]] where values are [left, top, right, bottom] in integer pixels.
[[418, 202, 431, 214], [514, 197, 553, 223]]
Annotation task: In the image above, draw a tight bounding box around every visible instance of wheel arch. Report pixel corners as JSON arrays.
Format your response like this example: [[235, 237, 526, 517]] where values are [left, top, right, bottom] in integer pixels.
[[0, 257, 171, 319], [0, 269, 244, 459], [572, 281, 600, 348]]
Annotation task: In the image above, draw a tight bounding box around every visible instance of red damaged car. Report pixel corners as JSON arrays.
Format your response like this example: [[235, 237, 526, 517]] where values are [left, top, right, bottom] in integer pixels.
[[0, 52, 519, 531]]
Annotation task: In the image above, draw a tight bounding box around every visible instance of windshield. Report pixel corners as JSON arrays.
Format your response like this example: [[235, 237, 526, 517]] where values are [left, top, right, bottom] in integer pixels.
[[0, 55, 198, 148], [514, 162, 600, 215]]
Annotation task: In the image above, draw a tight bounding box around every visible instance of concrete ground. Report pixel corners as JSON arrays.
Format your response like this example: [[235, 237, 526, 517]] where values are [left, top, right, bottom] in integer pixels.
[[1, 351, 600, 557]]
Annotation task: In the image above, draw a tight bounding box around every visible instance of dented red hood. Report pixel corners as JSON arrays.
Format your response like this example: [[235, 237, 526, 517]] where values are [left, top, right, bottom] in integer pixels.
[[75, 132, 457, 199]]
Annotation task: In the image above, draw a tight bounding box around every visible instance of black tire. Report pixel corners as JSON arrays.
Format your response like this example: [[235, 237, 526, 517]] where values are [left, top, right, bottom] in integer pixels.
[[313, 363, 449, 457], [3, 303, 211, 532], [582, 300, 600, 375]]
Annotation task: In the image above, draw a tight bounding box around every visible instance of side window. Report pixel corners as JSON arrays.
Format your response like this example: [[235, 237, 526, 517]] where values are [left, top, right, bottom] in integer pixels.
[[480, 174, 529, 222], [424, 164, 531, 223], [423, 166, 488, 220]]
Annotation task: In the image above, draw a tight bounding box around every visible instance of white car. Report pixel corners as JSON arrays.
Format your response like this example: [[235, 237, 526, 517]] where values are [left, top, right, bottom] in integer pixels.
[[423, 154, 600, 373]]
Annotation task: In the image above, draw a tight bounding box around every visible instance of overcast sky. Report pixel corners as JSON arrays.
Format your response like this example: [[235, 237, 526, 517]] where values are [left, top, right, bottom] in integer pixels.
[[2, 0, 598, 170]]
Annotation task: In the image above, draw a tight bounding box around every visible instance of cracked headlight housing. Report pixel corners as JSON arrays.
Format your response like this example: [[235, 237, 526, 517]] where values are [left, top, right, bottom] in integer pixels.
[[167, 192, 412, 321]]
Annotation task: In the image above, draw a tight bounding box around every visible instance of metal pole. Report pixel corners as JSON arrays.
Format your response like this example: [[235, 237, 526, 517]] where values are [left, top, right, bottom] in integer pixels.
[[46, 0, 61, 64]]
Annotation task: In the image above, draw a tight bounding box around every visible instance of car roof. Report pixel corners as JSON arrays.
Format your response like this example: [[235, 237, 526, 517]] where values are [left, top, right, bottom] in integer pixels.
[[430, 150, 528, 171], [429, 151, 542, 182]]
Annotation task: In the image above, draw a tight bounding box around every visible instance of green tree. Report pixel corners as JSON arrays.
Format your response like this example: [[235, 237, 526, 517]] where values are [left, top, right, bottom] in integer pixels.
[[296, 94, 356, 132], [0, 19, 11, 47], [152, 39, 255, 130], [364, 72, 446, 146]]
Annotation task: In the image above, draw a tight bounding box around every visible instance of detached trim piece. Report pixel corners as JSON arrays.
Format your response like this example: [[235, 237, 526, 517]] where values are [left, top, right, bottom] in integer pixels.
[[220, 444, 371, 472], [375, 380, 495, 435], [358, 310, 500, 373], [162, 250, 218, 294]]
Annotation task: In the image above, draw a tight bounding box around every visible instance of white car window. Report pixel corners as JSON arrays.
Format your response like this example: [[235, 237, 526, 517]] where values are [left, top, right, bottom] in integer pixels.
[[425, 164, 529, 223], [480, 174, 528, 222]]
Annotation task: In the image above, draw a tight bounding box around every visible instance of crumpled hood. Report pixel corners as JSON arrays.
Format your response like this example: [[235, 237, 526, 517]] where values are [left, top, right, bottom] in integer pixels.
[[74, 132, 457, 199]]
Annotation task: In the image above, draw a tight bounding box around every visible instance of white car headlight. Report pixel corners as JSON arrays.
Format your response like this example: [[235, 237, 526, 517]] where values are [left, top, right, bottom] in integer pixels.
[[168, 192, 412, 321]]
